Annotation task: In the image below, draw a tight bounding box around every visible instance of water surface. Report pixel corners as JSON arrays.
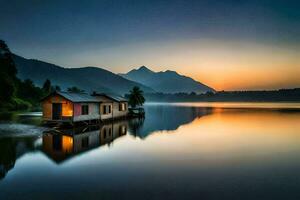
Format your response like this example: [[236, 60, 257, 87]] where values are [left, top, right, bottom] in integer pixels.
[[1, 103, 300, 200]]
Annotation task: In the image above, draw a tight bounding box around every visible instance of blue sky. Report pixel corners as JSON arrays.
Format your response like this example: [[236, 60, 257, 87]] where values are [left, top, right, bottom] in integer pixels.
[[1, 0, 299, 90]]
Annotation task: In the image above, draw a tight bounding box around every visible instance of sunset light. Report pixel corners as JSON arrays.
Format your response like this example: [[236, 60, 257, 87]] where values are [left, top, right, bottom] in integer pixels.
[[1, 1, 300, 200]]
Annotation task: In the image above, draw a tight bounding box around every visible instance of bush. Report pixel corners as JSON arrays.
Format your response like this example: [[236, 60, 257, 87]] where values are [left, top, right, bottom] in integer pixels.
[[11, 98, 32, 111]]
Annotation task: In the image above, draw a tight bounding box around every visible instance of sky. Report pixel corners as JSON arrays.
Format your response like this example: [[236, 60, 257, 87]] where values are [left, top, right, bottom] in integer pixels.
[[0, 0, 299, 90]]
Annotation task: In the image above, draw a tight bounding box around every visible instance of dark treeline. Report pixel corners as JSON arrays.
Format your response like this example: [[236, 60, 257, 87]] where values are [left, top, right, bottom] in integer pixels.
[[0, 40, 82, 111], [0, 39, 52, 111], [145, 88, 300, 102]]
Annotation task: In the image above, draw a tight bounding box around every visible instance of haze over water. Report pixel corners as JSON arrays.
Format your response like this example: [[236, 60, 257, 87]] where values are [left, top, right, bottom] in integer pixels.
[[1, 103, 300, 199]]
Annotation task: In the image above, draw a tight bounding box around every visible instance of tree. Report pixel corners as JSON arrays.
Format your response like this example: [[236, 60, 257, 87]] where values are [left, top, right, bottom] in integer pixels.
[[67, 86, 84, 93], [128, 86, 145, 108], [53, 85, 61, 91], [42, 79, 51, 94], [0, 40, 17, 77], [0, 40, 45, 111], [0, 75, 16, 103], [17, 79, 43, 104], [0, 40, 17, 104]]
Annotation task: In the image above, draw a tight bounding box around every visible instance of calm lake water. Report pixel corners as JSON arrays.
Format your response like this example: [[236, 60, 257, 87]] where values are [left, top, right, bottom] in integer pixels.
[[1, 103, 300, 200]]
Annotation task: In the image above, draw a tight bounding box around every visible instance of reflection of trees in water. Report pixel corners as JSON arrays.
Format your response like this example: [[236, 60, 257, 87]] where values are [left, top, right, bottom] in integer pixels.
[[128, 118, 145, 137], [0, 112, 14, 121], [0, 136, 39, 180], [0, 138, 16, 180], [128, 106, 213, 138]]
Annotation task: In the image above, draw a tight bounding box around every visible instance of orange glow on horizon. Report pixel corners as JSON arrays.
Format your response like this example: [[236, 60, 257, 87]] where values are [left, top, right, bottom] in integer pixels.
[[80, 38, 300, 91], [191, 67, 300, 91], [136, 109, 300, 161]]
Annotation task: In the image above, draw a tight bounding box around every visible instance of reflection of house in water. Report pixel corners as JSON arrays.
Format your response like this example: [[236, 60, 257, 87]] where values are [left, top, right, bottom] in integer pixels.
[[128, 105, 213, 139], [1, 106, 212, 180], [42, 121, 128, 164]]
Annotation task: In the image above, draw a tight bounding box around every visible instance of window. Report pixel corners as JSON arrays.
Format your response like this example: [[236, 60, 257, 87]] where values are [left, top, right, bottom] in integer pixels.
[[119, 125, 127, 135], [81, 105, 89, 115], [119, 103, 127, 111], [103, 105, 107, 114], [52, 135, 62, 150], [102, 105, 112, 114]]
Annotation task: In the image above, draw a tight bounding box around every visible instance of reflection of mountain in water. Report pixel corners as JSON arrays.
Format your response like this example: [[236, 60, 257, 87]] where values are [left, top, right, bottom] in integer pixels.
[[42, 121, 128, 164], [128, 105, 212, 138]]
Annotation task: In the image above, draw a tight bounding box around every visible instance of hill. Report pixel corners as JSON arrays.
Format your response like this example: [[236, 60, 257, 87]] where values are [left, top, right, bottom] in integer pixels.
[[120, 66, 215, 94], [13, 55, 154, 95]]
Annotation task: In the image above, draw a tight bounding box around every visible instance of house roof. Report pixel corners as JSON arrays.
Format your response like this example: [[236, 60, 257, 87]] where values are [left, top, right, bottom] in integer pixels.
[[93, 93, 128, 102], [42, 91, 101, 103]]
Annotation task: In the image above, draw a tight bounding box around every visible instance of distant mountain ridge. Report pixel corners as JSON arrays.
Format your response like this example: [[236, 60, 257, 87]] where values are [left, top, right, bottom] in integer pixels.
[[13, 54, 154, 95], [13, 54, 214, 95], [120, 66, 215, 94]]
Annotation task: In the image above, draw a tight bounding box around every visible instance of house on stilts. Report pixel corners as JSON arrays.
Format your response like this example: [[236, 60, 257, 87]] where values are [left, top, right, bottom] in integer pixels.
[[41, 91, 129, 125]]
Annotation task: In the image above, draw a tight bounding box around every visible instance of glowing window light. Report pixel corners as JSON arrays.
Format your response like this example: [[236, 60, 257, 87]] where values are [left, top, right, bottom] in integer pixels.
[[62, 102, 73, 117], [62, 135, 73, 153]]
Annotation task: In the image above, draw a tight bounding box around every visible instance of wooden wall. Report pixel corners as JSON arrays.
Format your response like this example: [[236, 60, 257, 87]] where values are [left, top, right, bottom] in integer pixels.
[[112, 120, 128, 138], [73, 102, 100, 122], [112, 102, 129, 118], [42, 95, 73, 120], [42, 134, 73, 161], [100, 102, 113, 120], [42, 94, 128, 122], [99, 124, 113, 145], [72, 130, 100, 153]]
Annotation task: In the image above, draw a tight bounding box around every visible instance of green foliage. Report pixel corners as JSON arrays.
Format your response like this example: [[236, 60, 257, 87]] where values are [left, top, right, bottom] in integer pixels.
[[128, 86, 145, 108], [11, 98, 32, 110], [67, 86, 84, 93], [16, 79, 44, 108], [0, 98, 31, 111]]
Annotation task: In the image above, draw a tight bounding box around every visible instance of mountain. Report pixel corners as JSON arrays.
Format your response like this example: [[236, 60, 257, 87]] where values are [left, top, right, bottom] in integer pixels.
[[120, 66, 215, 94], [13, 55, 154, 95]]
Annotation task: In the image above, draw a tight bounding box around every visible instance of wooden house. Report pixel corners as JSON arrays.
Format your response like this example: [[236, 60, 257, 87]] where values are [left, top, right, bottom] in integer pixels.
[[41, 91, 129, 125], [92, 93, 129, 121]]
